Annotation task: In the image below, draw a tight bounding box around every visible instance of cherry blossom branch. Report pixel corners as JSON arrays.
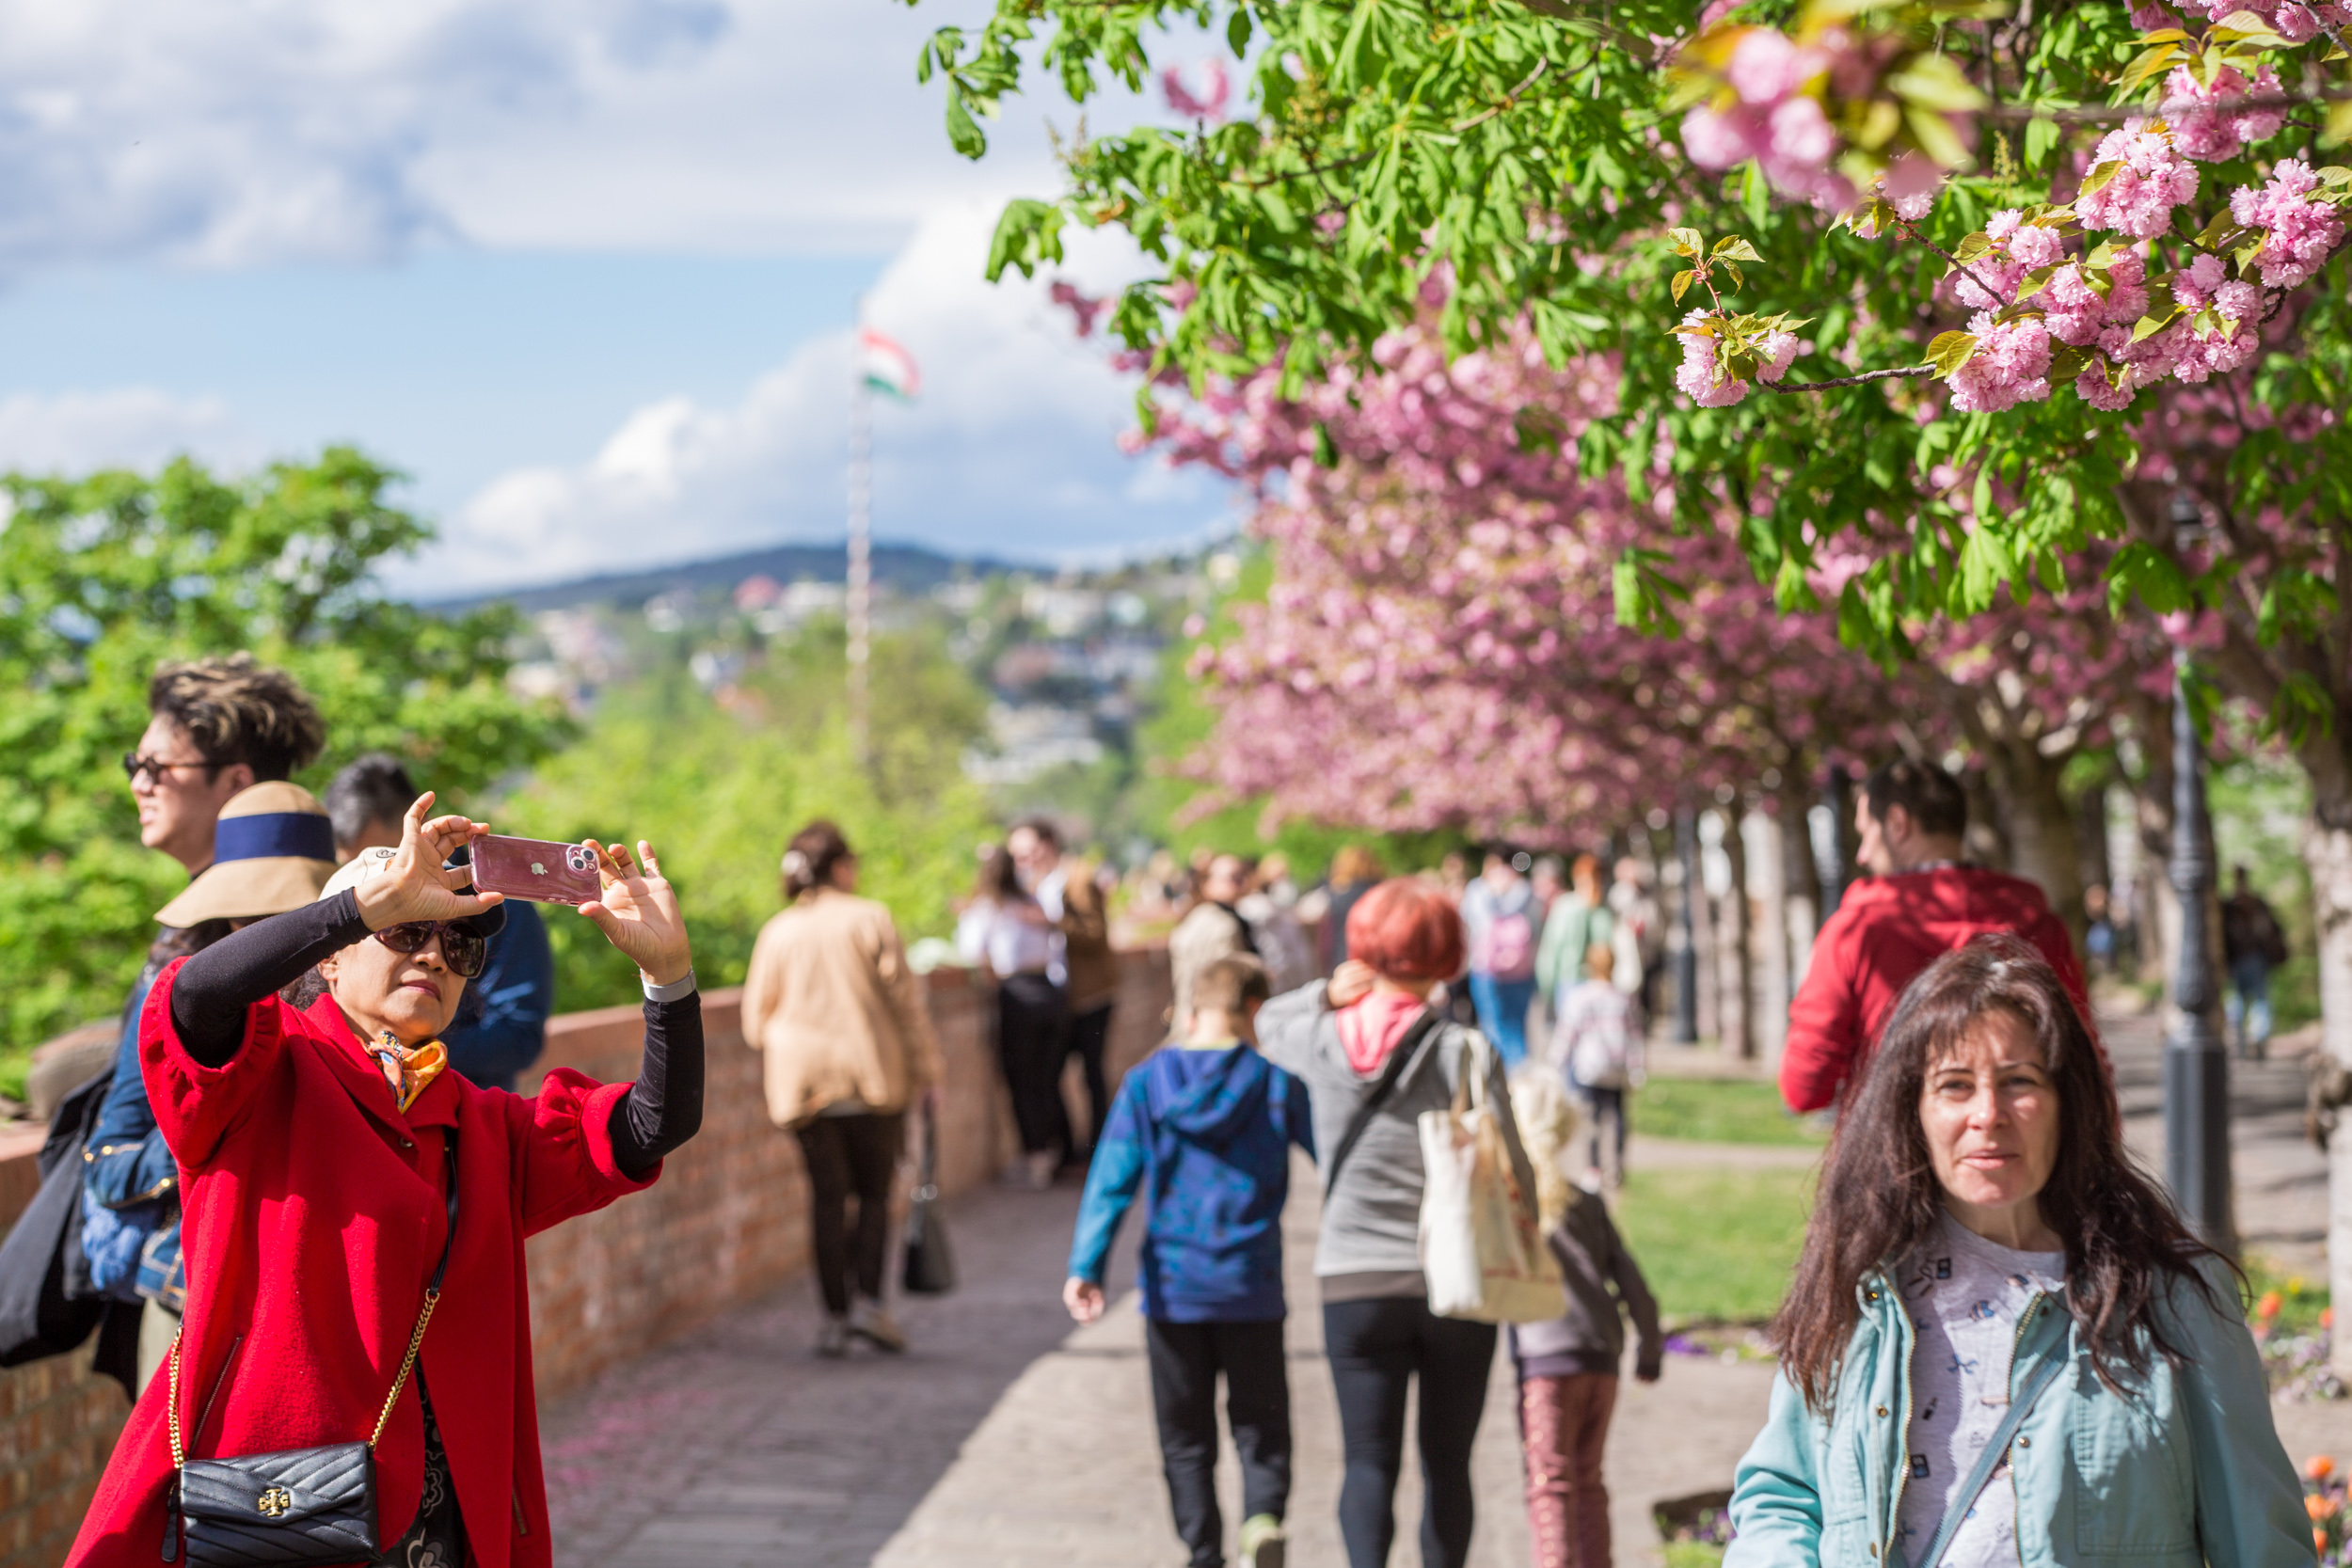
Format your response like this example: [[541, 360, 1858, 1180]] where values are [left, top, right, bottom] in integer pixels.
[[1760, 364, 1936, 392], [1899, 219, 2013, 314], [1982, 85, 2352, 125]]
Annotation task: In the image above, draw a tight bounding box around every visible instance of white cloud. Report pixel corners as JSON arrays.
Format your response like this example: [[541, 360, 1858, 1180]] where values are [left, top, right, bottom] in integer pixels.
[[0, 388, 258, 475], [391, 201, 1235, 594]]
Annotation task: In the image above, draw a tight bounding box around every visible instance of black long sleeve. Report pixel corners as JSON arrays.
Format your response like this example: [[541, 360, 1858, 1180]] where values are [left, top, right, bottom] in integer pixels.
[[610, 994, 705, 1179], [170, 890, 370, 1066]]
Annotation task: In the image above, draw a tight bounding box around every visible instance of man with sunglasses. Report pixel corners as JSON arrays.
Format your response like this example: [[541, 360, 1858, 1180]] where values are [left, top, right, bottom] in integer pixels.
[[79, 657, 327, 1388], [327, 753, 555, 1091]]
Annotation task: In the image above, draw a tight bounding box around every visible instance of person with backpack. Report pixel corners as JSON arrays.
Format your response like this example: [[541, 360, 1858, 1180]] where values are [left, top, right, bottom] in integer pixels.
[[1064, 955, 1312, 1568], [1507, 1070, 1663, 1568], [1459, 847, 1545, 1067], [1549, 944, 1644, 1190], [2220, 864, 2290, 1060], [1257, 879, 1539, 1568]]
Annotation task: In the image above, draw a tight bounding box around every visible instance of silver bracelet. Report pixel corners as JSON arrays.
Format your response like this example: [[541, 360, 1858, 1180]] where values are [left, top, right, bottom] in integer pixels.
[[643, 970, 698, 1005]]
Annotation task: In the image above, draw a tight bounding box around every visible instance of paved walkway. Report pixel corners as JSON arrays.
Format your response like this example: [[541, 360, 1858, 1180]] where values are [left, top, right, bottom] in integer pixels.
[[538, 1002, 2347, 1567]]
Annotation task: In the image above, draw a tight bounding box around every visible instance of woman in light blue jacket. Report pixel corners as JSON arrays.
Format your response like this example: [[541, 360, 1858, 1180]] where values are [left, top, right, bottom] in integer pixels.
[[1728, 934, 2312, 1568]]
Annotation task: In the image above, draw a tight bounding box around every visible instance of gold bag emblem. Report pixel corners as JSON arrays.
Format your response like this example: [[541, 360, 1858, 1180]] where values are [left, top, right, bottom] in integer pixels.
[[257, 1486, 293, 1517]]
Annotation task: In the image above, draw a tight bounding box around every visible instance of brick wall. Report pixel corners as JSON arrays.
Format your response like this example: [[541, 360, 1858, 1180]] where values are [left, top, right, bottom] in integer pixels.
[[0, 948, 1172, 1566]]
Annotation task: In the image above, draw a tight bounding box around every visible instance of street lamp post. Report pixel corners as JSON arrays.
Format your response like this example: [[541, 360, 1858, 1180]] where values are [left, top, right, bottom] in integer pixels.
[[2164, 496, 2235, 1252], [1674, 807, 1701, 1044]]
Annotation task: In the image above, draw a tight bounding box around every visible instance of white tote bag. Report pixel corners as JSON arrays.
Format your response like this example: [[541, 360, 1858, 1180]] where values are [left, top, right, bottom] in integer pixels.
[[1417, 1032, 1564, 1323]]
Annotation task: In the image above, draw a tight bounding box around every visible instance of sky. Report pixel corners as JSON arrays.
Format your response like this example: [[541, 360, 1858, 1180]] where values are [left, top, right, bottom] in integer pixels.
[[0, 0, 1241, 594]]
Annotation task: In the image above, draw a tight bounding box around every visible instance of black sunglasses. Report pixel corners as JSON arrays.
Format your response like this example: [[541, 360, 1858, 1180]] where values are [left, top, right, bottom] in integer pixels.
[[373, 920, 489, 980], [122, 751, 215, 785]]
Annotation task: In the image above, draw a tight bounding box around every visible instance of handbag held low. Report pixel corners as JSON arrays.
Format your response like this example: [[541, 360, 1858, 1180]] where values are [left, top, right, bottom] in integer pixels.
[[161, 1129, 459, 1567], [1417, 1032, 1563, 1323]]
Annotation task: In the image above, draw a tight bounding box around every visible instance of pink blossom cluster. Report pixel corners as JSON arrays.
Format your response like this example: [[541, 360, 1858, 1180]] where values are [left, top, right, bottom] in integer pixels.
[[1952, 209, 2067, 310], [1947, 312, 2053, 413], [2163, 64, 2286, 163], [2074, 121, 2201, 240], [2166, 253, 2265, 383], [2180, 0, 2352, 44], [1674, 315, 1800, 408], [2229, 159, 2347, 289], [2038, 248, 2151, 350], [1680, 30, 1856, 211]]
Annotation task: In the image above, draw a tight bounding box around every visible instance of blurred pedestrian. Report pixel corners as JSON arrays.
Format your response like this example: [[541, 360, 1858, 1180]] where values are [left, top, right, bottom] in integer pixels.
[[745, 820, 942, 1356], [1536, 855, 1616, 1030], [1605, 858, 1663, 1019], [1170, 852, 1257, 1027], [1727, 936, 2306, 1568], [79, 657, 326, 1393], [1313, 845, 1385, 974], [1240, 862, 1319, 995], [1437, 850, 1470, 905], [2220, 865, 2288, 1061], [1781, 757, 2099, 1116], [1461, 847, 1545, 1066], [1258, 879, 1538, 1568], [960, 844, 1068, 1189], [2083, 882, 2118, 975], [1551, 945, 1643, 1189], [327, 752, 555, 1090], [1010, 818, 1119, 1164], [1065, 955, 1311, 1568], [1507, 1071, 1662, 1568]]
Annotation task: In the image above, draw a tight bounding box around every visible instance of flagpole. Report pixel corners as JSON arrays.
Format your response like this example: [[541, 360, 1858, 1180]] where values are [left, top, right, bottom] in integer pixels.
[[847, 302, 872, 770]]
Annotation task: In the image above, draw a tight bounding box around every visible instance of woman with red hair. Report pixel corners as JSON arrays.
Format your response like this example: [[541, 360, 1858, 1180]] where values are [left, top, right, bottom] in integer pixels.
[[1258, 878, 1537, 1568]]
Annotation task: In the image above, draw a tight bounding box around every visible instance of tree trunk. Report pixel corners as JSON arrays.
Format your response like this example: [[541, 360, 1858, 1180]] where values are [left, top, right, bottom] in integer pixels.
[[2075, 774, 2115, 899], [1713, 808, 1754, 1058], [1745, 804, 1791, 1070], [2307, 816, 2352, 1379], [2133, 758, 2181, 989], [1993, 746, 2089, 957], [1780, 783, 1823, 994]]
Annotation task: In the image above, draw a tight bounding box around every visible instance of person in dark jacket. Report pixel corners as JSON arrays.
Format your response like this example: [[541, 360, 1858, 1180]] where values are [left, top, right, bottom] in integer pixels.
[[2220, 864, 2289, 1060], [1507, 1070, 1661, 1568], [328, 752, 556, 1089], [1065, 955, 1312, 1568]]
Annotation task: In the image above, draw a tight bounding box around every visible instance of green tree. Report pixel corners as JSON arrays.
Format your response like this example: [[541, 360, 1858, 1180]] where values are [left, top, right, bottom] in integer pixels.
[[503, 624, 1000, 1010], [0, 449, 570, 1065]]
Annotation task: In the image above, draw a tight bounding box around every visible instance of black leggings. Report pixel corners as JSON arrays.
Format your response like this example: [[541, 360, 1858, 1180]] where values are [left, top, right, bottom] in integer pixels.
[[795, 1112, 904, 1315], [1322, 1296, 1498, 1568], [1147, 1318, 1292, 1566], [1061, 1001, 1115, 1157], [996, 974, 1069, 1156]]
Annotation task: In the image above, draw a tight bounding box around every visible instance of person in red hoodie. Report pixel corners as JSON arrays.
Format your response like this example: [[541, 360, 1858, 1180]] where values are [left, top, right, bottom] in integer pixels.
[[1781, 758, 2094, 1115]]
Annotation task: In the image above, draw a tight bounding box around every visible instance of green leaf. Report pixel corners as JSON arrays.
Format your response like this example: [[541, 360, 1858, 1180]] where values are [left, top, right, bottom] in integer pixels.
[[1741, 160, 1772, 228], [1672, 268, 1698, 303], [1956, 524, 2014, 614], [1886, 53, 1991, 114], [1669, 227, 1704, 258], [1904, 103, 1972, 169], [1712, 235, 1763, 262], [1227, 8, 1252, 56], [2023, 117, 2060, 169], [945, 90, 988, 160], [2077, 161, 2125, 200], [983, 198, 1065, 280], [1926, 330, 1979, 376], [2106, 541, 2195, 614]]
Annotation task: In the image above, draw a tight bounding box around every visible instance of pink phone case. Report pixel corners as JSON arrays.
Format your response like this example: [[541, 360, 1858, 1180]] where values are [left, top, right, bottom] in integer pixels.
[[472, 835, 602, 906]]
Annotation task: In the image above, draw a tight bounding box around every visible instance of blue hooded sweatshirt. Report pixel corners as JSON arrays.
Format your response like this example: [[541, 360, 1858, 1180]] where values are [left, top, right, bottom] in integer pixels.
[[1067, 1043, 1315, 1322]]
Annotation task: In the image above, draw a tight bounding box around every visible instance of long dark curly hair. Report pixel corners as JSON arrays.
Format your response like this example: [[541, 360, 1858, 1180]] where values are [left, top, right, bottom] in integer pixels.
[[1772, 933, 2232, 1412]]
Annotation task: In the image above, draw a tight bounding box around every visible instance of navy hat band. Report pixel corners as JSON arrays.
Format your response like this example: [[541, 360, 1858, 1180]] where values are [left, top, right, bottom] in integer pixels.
[[215, 812, 336, 864]]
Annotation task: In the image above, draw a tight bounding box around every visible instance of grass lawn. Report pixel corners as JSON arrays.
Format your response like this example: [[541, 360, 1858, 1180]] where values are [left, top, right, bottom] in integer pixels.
[[1635, 1077, 1830, 1147], [1613, 1164, 1815, 1325]]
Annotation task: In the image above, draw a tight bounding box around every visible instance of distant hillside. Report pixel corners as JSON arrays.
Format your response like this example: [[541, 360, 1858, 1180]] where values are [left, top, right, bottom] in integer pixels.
[[425, 538, 1045, 615]]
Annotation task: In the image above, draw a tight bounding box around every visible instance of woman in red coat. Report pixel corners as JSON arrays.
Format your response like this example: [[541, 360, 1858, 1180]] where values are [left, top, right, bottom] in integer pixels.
[[69, 795, 702, 1568]]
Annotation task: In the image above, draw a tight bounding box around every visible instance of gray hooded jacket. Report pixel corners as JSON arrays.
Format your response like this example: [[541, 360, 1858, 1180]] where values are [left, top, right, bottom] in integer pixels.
[[1256, 981, 1538, 1290]]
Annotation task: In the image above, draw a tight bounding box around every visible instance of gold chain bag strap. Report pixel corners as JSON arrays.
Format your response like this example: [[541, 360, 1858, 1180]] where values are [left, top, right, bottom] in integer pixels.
[[161, 1127, 458, 1567]]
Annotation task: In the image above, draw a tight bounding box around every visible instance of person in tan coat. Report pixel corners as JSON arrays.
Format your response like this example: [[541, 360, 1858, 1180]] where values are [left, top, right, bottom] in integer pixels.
[[742, 819, 944, 1357]]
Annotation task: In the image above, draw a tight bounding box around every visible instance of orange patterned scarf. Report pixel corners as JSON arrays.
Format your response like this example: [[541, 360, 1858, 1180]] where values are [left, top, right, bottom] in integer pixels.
[[369, 1031, 449, 1113]]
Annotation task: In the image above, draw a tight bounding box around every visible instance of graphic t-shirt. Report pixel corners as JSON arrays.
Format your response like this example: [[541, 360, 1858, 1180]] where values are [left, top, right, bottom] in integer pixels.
[[1893, 1214, 2066, 1568]]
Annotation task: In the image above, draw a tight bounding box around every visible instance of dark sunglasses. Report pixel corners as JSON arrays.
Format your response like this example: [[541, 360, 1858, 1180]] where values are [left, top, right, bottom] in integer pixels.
[[122, 751, 215, 785], [373, 920, 489, 980]]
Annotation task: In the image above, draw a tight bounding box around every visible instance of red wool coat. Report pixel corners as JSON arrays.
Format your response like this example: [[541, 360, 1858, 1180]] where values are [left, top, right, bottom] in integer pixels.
[[67, 958, 660, 1568], [1780, 865, 2098, 1114]]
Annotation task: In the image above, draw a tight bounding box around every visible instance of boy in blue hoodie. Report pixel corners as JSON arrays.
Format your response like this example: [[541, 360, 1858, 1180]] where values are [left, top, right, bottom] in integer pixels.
[[1065, 954, 1313, 1568]]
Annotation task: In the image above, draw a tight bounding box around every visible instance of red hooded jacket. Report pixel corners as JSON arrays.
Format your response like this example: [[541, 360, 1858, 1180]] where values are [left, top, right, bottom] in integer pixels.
[[67, 958, 658, 1568], [1780, 866, 2095, 1114]]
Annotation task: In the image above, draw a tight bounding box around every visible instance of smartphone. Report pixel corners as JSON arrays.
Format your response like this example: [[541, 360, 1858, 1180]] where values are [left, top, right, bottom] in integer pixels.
[[471, 834, 603, 906]]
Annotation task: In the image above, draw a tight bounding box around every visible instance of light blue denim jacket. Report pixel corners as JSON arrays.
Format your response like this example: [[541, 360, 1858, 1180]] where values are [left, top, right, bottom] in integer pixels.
[[1726, 1260, 2314, 1568]]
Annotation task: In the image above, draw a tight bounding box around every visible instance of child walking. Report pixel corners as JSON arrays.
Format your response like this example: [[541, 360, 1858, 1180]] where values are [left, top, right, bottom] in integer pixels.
[[1550, 942, 1644, 1188], [1065, 955, 1315, 1568], [1507, 1070, 1663, 1568]]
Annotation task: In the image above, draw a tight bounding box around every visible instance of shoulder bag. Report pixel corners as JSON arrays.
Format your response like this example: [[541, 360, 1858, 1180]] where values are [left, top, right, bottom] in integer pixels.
[[1417, 1032, 1562, 1323], [162, 1128, 458, 1567], [1891, 1332, 2070, 1568], [902, 1110, 957, 1296]]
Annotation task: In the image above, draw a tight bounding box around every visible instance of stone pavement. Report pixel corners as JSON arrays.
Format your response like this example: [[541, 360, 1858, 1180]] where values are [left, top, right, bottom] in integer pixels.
[[538, 1002, 2347, 1567], [538, 1159, 1774, 1568]]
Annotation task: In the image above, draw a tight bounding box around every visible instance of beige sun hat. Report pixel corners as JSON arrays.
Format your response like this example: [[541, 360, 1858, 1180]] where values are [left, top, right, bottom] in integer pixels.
[[153, 781, 340, 927]]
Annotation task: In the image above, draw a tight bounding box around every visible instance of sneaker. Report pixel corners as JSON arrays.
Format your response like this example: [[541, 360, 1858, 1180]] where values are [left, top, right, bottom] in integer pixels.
[[1239, 1513, 1285, 1568], [815, 1317, 850, 1358], [850, 1297, 907, 1354]]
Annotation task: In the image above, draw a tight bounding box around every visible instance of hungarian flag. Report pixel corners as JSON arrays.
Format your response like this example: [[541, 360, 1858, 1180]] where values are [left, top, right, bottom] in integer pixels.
[[859, 328, 920, 402]]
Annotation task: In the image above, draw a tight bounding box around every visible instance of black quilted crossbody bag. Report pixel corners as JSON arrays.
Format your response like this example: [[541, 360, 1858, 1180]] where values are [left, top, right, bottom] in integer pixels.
[[160, 1129, 458, 1567]]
